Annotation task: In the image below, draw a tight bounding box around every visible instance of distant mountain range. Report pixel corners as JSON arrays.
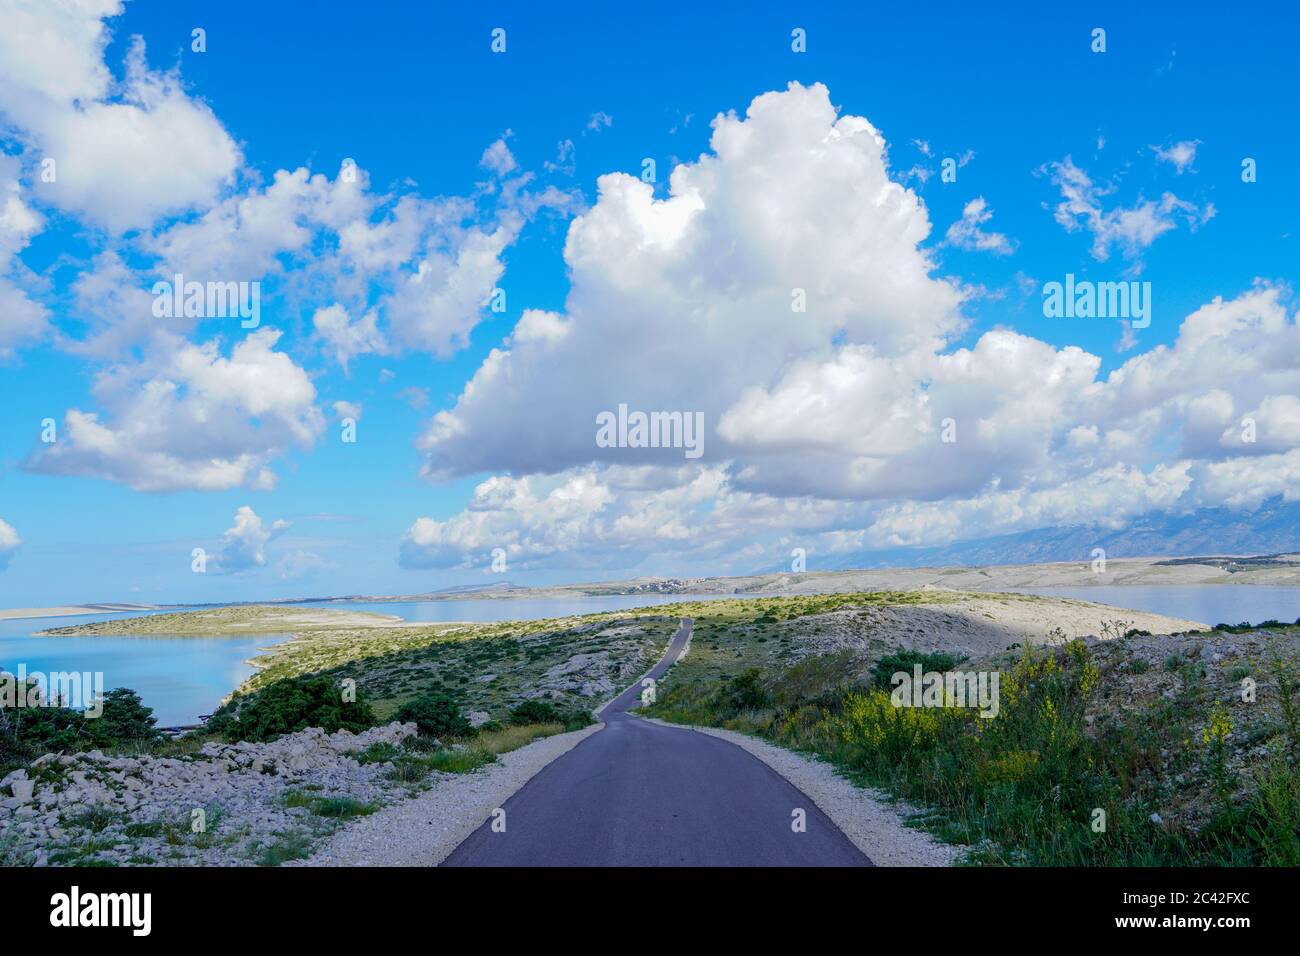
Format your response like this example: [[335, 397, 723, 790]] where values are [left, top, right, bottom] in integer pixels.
[[820, 496, 1300, 570]]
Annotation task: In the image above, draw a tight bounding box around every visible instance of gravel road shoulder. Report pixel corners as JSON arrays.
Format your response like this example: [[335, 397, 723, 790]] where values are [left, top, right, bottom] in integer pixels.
[[640, 717, 961, 866], [293, 723, 603, 866]]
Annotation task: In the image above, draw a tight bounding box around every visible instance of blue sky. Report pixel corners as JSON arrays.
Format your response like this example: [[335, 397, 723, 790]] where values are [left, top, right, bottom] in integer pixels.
[[0, 0, 1297, 606]]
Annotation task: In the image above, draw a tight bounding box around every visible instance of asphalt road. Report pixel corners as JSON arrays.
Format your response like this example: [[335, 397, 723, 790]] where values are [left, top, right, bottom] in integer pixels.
[[442, 618, 871, 867]]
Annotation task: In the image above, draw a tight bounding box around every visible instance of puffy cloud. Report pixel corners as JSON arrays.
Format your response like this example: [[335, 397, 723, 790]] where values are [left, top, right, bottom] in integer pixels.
[[400, 471, 617, 570], [0, 517, 19, 571], [1152, 140, 1199, 174], [718, 330, 1100, 499], [0, 0, 553, 365], [1197, 449, 1300, 509], [27, 329, 325, 491], [63, 250, 162, 357], [399, 464, 846, 573], [943, 197, 1015, 255], [0, 154, 47, 357], [212, 506, 289, 573], [331, 400, 362, 421], [420, 82, 965, 479], [382, 220, 516, 356], [0, 8, 240, 233], [861, 463, 1194, 547], [1082, 286, 1300, 462], [543, 139, 576, 176], [313, 304, 385, 372], [480, 136, 517, 176], [1043, 156, 1213, 265], [145, 159, 528, 365], [0, 0, 119, 105], [0, 278, 44, 358], [0, 156, 42, 264], [145, 167, 344, 281], [401, 83, 1300, 570]]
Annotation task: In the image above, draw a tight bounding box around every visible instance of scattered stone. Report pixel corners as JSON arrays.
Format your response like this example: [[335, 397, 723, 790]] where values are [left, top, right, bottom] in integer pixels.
[[11, 779, 35, 802], [0, 721, 418, 867]]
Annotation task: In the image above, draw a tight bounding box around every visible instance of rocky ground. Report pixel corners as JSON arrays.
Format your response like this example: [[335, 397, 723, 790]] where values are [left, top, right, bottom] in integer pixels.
[[0, 722, 425, 866], [779, 592, 1204, 660], [1079, 625, 1300, 829]]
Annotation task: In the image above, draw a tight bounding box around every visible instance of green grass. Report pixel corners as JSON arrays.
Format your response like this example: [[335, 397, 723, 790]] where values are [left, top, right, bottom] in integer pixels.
[[355, 741, 402, 765], [123, 820, 165, 838], [63, 806, 126, 833], [281, 790, 377, 819], [256, 830, 313, 867], [0, 831, 35, 866], [379, 722, 567, 784], [478, 722, 566, 754]]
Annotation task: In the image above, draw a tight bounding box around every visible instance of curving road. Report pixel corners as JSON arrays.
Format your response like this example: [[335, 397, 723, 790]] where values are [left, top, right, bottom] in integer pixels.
[[442, 619, 871, 867]]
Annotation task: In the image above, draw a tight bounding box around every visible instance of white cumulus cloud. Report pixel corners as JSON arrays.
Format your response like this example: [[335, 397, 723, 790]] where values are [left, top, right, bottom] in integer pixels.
[[0, 518, 19, 571], [27, 329, 325, 491], [212, 506, 290, 573], [0, 5, 240, 234]]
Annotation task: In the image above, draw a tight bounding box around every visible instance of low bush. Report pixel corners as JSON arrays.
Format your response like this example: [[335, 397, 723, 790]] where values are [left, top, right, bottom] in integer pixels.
[[208, 675, 376, 743], [719, 668, 769, 712], [508, 699, 593, 731], [1, 685, 161, 768], [868, 649, 966, 690], [394, 692, 471, 738]]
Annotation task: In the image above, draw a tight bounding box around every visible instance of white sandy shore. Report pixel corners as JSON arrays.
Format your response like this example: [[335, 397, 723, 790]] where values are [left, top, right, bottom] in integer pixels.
[[0, 604, 157, 621]]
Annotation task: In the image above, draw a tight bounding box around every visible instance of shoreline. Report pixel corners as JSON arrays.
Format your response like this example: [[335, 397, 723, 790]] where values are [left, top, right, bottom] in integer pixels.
[[0, 605, 159, 622]]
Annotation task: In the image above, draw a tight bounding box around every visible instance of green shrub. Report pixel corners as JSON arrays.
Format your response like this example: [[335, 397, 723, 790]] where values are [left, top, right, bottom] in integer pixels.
[[394, 692, 470, 738], [720, 669, 769, 711], [509, 700, 593, 731], [509, 700, 561, 724], [0, 683, 161, 765], [869, 649, 965, 690], [89, 689, 162, 746], [559, 709, 595, 731], [401, 735, 441, 753], [210, 675, 376, 743]]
